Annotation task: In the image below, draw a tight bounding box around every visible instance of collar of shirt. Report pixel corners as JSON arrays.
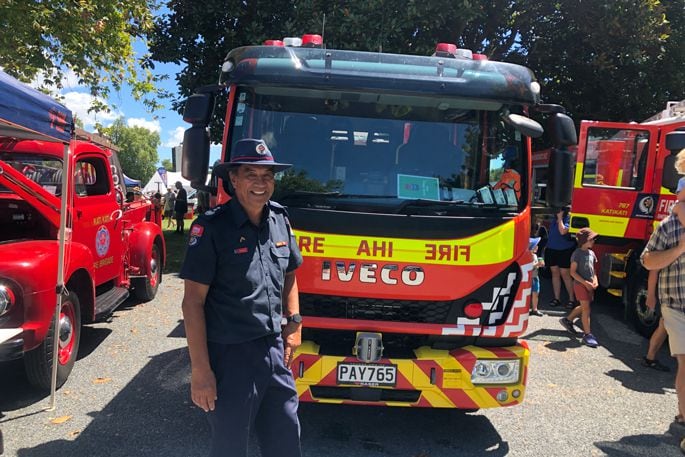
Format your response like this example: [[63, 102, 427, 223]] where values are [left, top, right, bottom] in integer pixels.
[[228, 198, 272, 228]]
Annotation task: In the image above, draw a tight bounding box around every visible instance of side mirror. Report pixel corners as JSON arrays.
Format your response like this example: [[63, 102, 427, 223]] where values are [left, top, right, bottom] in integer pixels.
[[182, 127, 210, 188], [547, 147, 574, 208], [661, 130, 685, 193], [548, 113, 577, 147], [665, 130, 685, 152], [183, 93, 214, 126]]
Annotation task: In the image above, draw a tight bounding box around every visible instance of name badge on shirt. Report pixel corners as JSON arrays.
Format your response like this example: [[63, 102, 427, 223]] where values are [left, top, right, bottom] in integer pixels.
[[234, 247, 249, 254]]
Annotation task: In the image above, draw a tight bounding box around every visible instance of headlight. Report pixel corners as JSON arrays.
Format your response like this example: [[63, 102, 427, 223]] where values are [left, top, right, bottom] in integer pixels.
[[471, 359, 520, 384], [0, 285, 15, 316]]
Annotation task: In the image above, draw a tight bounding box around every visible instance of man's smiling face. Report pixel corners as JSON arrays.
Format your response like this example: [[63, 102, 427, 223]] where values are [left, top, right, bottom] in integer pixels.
[[229, 164, 276, 213]]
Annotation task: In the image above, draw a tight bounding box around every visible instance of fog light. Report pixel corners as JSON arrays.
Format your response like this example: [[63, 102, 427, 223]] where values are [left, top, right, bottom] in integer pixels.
[[496, 390, 509, 402]]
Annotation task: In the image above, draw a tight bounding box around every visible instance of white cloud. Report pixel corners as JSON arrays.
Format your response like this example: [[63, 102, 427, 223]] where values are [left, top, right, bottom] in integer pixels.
[[163, 126, 185, 148], [61, 91, 120, 129], [128, 117, 161, 133]]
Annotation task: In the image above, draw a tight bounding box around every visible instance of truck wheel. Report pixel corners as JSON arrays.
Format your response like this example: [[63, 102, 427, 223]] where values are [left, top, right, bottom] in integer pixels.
[[625, 262, 659, 338], [133, 243, 161, 301], [24, 291, 81, 390]]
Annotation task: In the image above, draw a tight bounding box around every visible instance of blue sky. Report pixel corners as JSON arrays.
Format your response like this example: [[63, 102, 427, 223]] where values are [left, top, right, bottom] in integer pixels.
[[53, 42, 222, 174]]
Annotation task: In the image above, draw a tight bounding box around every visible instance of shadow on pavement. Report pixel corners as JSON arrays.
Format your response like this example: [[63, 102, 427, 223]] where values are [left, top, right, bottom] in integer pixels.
[[595, 430, 682, 457], [12, 343, 509, 457]]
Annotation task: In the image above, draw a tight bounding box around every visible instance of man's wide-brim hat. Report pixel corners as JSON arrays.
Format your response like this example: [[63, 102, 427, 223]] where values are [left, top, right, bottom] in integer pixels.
[[213, 139, 291, 180]]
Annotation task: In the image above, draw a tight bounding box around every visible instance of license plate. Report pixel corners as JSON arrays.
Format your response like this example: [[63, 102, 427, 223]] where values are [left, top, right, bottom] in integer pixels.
[[336, 362, 397, 387]]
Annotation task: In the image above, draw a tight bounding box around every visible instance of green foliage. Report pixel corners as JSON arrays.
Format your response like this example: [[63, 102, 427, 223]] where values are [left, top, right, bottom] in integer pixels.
[[100, 118, 160, 183], [0, 0, 169, 112], [150, 0, 685, 131], [161, 158, 174, 171]]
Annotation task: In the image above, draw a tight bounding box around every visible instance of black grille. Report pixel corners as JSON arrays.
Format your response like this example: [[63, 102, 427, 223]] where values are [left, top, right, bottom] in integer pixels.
[[300, 294, 451, 323], [310, 386, 421, 403]]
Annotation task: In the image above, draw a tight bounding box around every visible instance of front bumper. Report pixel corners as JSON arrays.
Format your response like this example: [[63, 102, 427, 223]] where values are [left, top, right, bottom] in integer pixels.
[[0, 328, 23, 361], [292, 340, 529, 409]]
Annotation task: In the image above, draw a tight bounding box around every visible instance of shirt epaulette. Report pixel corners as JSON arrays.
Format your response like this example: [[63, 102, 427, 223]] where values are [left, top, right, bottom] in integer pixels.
[[198, 204, 227, 220]]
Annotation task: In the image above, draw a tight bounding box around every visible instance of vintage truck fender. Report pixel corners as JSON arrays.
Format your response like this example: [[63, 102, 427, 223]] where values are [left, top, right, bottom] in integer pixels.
[[0, 240, 95, 352], [127, 220, 165, 281]]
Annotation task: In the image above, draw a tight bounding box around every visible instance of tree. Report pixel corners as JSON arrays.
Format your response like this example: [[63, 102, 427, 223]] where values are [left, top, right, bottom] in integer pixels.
[[0, 0, 168, 112], [161, 158, 174, 171], [100, 118, 160, 183], [150, 0, 685, 128], [507, 0, 685, 122], [149, 0, 482, 141]]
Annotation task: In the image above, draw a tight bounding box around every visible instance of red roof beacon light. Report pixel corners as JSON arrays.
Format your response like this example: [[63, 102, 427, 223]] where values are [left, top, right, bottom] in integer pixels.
[[301, 34, 323, 48], [434, 43, 458, 58], [472, 53, 488, 61], [263, 39, 285, 46]]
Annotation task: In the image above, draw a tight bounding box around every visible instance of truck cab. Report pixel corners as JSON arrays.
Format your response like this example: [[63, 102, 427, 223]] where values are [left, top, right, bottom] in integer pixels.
[[569, 102, 685, 335]]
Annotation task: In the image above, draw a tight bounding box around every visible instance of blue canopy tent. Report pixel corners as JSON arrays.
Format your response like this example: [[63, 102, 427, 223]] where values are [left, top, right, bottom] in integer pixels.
[[0, 70, 74, 409], [123, 173, 141, 187]]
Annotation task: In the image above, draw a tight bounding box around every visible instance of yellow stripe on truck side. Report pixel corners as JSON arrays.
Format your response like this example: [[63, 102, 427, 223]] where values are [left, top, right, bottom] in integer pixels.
[[295, 219, 516, 266]]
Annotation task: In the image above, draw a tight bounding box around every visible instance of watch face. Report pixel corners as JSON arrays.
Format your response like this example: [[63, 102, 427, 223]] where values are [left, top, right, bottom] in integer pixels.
[[289, 314, 302, 324]]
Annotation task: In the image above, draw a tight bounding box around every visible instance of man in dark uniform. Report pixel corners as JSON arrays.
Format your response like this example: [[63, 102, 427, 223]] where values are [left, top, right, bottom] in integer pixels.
[[180, 138, 303, 457]]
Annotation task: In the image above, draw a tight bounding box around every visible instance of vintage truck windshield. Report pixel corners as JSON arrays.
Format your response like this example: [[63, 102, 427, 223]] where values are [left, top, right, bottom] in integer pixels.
[[0, 153, 63, 195], [226, 86, 526, 212]]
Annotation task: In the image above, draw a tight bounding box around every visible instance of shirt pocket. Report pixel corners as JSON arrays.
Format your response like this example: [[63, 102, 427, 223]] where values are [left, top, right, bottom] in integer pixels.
[[270, 243, 291, 274]]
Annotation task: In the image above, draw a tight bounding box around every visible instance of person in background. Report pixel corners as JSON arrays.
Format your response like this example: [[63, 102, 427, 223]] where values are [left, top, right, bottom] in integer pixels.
[[529, 237, 545, 317], [640, 176, 685, 445], [493, 146, 521, 199], [545, 207, 577, 309], [180, 139, 303, 457], [560, 227, 599, 347], [163, 187, 176, 229], [174, 181, 188, 234], [152, 192, 163, 225]]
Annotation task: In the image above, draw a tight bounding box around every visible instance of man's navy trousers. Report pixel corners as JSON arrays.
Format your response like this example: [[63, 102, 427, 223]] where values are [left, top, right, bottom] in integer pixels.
[[206, 334, 301, 457]]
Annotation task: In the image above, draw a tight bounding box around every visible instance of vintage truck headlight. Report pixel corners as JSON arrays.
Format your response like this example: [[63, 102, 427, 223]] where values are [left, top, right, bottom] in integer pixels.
[[0, 285, 15, 316], [471, 359, 520, 385]]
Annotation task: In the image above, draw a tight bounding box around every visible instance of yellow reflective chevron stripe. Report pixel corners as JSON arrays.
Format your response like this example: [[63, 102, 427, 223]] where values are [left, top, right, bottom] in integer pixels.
[[295, 219, 515, 266]]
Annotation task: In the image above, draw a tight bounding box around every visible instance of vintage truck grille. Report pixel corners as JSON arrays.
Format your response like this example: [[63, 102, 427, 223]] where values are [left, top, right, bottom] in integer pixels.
[[299, 293, 452, 323]]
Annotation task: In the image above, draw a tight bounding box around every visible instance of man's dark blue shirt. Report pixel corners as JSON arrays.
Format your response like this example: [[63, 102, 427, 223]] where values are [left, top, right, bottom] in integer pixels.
[[179, 198, 303, 344]]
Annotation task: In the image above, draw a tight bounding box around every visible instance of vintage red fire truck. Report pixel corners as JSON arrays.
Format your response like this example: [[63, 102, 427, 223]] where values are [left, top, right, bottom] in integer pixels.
[[565, 100, 685, 336], [181, 35, 576, 409], [0, 126, 166, 389]]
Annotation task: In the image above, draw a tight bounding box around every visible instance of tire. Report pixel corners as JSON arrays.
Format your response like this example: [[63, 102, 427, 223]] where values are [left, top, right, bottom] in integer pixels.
[[24, 291, 81, 390], [133, 242, 161, 301], [625, 259, 659, 338]]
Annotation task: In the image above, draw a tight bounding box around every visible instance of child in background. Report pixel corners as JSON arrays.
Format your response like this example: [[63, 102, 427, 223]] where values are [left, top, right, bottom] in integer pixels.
[[560, 227, 599, 347], [529, 237, 545, 316]]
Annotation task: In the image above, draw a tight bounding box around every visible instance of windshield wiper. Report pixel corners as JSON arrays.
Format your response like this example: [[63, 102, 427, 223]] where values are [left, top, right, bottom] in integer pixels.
[[393, 199, 467, 214]]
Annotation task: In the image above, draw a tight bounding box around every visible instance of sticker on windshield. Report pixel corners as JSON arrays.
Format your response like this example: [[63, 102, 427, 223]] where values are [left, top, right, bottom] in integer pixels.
[[397, 174, 440, 201]]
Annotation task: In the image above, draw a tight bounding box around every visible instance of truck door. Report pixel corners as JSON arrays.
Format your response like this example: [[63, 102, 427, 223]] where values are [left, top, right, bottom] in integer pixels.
[[572, 121, 661, 240], [71, 153, 123, 285]]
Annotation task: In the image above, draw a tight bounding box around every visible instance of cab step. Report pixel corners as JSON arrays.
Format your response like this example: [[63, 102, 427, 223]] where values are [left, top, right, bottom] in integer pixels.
[[95, 286, 130, 321], [609, 253, 628, 262], [610, 271, 627, 279], [607, 288, 623, 297]]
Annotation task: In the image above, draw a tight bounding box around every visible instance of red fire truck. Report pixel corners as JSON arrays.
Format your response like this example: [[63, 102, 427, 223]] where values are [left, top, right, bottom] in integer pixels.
[[0, 74, 165, 389], [567, 100, 685, 336], [181, 35, 576, 409]]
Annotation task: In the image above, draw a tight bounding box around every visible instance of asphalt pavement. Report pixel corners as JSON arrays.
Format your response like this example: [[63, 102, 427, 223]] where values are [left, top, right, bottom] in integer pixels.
[[0, 273, 683, 457]]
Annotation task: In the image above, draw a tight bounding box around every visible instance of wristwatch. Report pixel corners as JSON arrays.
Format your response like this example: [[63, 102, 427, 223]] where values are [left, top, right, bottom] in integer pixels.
[[286, 313, 302, 324]]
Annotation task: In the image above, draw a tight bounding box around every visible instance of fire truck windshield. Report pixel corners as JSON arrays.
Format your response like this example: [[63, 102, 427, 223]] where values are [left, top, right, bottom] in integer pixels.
[[227, 86, 527, 213]]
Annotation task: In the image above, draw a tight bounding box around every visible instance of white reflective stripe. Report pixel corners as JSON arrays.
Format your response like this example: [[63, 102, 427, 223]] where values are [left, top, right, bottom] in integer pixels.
[[0, 328, 22, 344]]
